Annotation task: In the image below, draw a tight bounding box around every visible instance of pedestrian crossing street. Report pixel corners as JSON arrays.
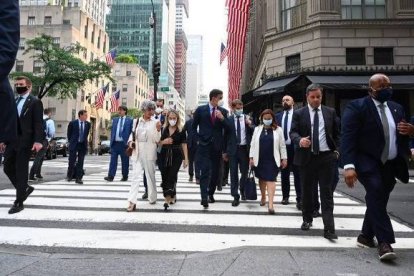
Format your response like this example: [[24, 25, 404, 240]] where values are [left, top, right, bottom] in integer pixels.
[[0, 169, 413, 252], [29, 159, 110, 170]]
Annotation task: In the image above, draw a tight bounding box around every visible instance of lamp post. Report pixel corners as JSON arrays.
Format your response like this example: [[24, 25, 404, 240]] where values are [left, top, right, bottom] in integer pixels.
[[150, 0, 159, 101]]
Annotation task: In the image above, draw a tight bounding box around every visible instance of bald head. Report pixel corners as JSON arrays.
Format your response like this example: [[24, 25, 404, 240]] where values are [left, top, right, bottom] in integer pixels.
[[282, 95, 294, 110], [369, 73, 390, 88], [369, 73, 393, 103]]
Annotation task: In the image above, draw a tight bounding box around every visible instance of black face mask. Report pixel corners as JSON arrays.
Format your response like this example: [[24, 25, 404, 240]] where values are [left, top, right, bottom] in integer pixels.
[[15, 86, 28, 94]]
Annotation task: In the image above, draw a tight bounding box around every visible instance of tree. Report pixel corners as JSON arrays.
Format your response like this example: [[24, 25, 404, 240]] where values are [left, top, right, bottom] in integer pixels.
[[107, 108, 142, 130], [115, 54, 139, 64], [11, 34, 113, 99]]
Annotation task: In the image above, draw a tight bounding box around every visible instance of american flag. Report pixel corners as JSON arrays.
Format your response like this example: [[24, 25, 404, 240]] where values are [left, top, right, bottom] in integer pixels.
[[105, 49, 117, 67], [94, 83, 109, 110], [109, 90, 120, 112], [220, 42, 228, 65]]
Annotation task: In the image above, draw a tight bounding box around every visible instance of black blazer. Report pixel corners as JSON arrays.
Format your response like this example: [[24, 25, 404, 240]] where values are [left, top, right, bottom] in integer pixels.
[[341, 96, 409, 183], [192, 104, 229, 152], [225, 114, 254, 156], [0, 0, 20, 144], [183, 118, 198, 149], [18, 94, 45, 148], [290, 105, 340, 166], [67, 119, 91, 151]]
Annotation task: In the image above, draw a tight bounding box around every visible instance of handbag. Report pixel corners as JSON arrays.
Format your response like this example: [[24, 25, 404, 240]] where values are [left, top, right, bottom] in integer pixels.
[[125, 119, 139, 157], [244, 169, 257, 200]]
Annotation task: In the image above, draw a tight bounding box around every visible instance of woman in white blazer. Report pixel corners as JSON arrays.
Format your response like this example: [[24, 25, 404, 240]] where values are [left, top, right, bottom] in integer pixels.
[[249, 109, 287, 214], [126, 100, 161, 211]]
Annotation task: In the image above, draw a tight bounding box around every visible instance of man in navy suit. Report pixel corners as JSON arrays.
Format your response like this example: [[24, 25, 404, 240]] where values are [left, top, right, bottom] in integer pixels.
[[183, 110, 199, 183], [0, 1, 20, 155], [67, 110, 90, 184], [192, 89, 229, 208], [104, 106, 133, 182], [224, 99, 254, 206], [276, 95, 301, 210], [342, 73, 410, 261]]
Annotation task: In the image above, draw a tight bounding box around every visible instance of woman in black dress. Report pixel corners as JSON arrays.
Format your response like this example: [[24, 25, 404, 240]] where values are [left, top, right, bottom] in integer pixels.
[[159, 109, 189, 211], [249, 109, 287, 214]]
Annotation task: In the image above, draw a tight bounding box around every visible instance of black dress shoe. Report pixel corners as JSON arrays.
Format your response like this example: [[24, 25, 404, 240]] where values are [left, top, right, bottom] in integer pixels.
[[301, 221, 312, 231], [201, 199, 209, 208], [75, 179, 83, 184], [8, 203, 24, 214], [324, 230, 338, 240], [163, 203, 169, 211], [208, 195, 215, 203], [378, 242, 396, 261], [281, 198, 289, 205], [66, 177, 73, 182], [142, 192, 148, 200], [104, 176, 114, 182], [357, 234, 376, 248], [35, 175, 43, 180], [217, 186, 222, 191], [120, 177, 128, 182], [23, 186, 35, 201], [189, 176, 193, 182], [312, 210, 321, 218], [296, 202, 302, 211], [241, 195, 246, 201], [232, 199, 240, 207], [28, 176, 36, 182]]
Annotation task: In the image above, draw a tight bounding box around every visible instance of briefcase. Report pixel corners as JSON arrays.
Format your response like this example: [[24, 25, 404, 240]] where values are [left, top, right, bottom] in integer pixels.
[[244, 169, 257, 200]]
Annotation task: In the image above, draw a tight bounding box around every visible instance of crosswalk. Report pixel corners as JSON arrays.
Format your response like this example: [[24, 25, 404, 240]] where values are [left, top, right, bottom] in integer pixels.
[[0, 170, 413, 252]]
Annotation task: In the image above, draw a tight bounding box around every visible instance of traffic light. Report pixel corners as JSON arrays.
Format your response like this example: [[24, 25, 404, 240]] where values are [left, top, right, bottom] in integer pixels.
[[153, 62, 160, 80]]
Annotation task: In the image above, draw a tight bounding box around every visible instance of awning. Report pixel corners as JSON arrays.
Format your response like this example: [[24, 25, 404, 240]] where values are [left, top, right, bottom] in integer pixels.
[[253, 76, 300, 96]]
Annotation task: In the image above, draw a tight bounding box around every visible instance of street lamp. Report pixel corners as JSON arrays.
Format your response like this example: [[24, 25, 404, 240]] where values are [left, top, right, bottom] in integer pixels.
[[150, 0, 159, 101]]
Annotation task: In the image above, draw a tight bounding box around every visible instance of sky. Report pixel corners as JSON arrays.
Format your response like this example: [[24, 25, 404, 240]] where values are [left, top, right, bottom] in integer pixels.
[[186, 0, 228, 100]]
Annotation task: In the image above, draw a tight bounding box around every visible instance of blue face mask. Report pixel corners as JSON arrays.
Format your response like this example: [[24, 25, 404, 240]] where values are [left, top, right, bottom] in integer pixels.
[[263, 119, 272, 126], [234, 109, 243, 116], [374, 87, 393, 103]]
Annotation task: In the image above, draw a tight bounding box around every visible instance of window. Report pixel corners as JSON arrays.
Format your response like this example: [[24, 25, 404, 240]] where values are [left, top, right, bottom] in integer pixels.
[[52, 37, 60, 47], [286, 54, 301, 72], [346, 48, 366, 65], [122, 98, 127, 105], [81, 90, 85, 102], [63, 19, 71, 25], [28, 16, 35, 25], [122, 84, 128, 92], [126, 71, 132, 76], [15, 60, 24, 72], [44, 16, 52, 25], [281, 0, 307, 31], [33, 60, 43, 73], [341, 0, 386, 19], [19, 38, 25, 50], [374, 48, 394, 65]]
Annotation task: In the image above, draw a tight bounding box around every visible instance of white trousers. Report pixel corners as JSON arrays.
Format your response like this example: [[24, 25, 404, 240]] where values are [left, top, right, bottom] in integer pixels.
[[128, 158, 157, 204]]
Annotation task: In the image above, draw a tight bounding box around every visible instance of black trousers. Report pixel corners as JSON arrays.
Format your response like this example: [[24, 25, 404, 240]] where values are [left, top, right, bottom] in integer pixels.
[[3, 142, 32, 204], [29, 139, 48, 177], [281, 144, 301, 202], [160, 149, 182, 198], [188, 145, 200, 179], [197, 143, 222, 200], [68, 143, 87, 179], [300, 151, 336, 231], [229, 146, 249, 200]]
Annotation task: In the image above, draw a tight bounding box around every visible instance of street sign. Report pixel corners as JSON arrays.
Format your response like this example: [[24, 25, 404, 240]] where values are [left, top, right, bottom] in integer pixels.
[[161, 87, 169, 92]]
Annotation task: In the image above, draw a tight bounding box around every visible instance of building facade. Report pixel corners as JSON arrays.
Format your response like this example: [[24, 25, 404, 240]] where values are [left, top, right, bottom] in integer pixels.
[[185, 35, 204, 114], [241, 0, 414, 118], [174, 31, 188, 99]]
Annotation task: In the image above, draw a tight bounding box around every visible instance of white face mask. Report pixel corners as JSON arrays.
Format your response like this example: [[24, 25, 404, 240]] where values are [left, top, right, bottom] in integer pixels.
[[263, 119, 273, 126], [218, 99, 224, 107], [155, 107, 163, 114], [169, 120, 177, 126]]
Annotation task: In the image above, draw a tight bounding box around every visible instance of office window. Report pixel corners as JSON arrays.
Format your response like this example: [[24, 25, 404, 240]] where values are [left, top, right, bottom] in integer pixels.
[[122, 84, 128, 92], [341, 0, 386, 19], [33, 60, 43, 73], [44, 16, 52, 25], [346, 48, 366, 65], [126, 71, 132, 76], [286, 54, 301, 72], [28, 16, 35, 25], [122, 98, 127, 105], [63, 19, 71, 25], [374, 47, 394, 65], [15, 60, 24, 72], [19, 38, 25, 50], [52, 37, 60, 47], [281, 0, 307, 31]]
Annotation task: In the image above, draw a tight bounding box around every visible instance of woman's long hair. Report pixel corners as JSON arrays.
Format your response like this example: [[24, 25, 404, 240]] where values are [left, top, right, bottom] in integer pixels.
[[163, 109, 182, 131], [259, 109, 278, 130]]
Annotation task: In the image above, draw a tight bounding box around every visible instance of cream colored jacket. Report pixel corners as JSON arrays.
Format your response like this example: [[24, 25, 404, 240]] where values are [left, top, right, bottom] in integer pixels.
[[128, 117, 161, 161]]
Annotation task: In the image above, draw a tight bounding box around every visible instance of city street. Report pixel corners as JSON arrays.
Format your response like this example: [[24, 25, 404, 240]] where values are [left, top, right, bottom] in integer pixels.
[[0, 155, 414, 275]]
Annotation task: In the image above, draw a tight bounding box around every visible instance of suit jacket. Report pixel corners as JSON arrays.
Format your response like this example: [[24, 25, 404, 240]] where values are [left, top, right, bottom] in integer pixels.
[[192, 104, 229, 152], [110, 116, 133, 147], [341, 96, 409, 183], [0, 1, 19, 144], [67, 119, 91, 151], [290, 105, 340, 166], [410, 116, 414, 150], [183, 118, 198, 149], [225, 114, 254, 156], [16, 94, 44, 148], [128, 117, 161, 161]]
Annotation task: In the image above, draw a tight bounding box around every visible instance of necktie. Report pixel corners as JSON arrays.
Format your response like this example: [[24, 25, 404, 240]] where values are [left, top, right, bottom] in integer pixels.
[[16, 96, 23, 116], [379, 104, 390, 163], [236, 116, 241, 145], [79, 121, 84, 143], [211, 107, 216, 125], [283, 110, 289, 141], [118, 117, 124, 139], [312, 108, 320, 154]]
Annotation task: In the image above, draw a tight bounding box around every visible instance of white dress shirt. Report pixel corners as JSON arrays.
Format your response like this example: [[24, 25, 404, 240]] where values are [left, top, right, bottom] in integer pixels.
[[234, 114, 247, 145], [16, 93, 30, 116], [281, 108, 293, 145], [115, 116, 125, 142], [308, 104, 330, 152]]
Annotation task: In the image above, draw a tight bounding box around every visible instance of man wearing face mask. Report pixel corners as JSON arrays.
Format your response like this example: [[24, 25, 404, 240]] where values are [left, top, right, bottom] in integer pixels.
[[183, 110, 200, 183], [3, 76, 44, 214], [224, 99, 254, 206], [341, 73, 410, 261], [153, 99, 166, 125], [192, 89, 229, 208], [276, 95, 301, 210]]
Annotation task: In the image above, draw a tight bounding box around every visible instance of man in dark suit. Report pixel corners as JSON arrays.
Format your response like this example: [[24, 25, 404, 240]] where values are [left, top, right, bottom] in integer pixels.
[[192, 89, 229, 208], [67, 110, 90, 184], [4, 76, 44, 214], [342, 73, 410, 261], [183, 110, 199, 183], [290, 83, 340, 240], [224, 99, 254, 206], [276, 95, 301, 210], [0, 1, 20, 155], [104, 106, 133, 182]]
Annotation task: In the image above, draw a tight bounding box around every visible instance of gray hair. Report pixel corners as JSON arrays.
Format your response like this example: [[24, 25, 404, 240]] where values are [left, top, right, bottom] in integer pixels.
[[140, 100, 156, 111], [306, 83, 324, 94]]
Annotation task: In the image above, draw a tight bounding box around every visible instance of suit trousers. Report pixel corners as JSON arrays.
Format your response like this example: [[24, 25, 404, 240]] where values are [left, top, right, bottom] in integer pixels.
[[229, 146, 249, 200], [30, 139, 48, 177], [197, 143, 222, 200], [188, 145, 200, 179], [300, 151, 336, 231], [129, 158, 157, 204], [108, 141, 129, 178], [3, 143, 32, 204], [68, 143, 87, 179], [312, 159, 340, 211], [281, 144, 301, 202], [358, 160, 397, 244]]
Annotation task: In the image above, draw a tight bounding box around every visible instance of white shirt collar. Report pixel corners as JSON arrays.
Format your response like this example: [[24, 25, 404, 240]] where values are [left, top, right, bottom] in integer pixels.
[[308, 104, 321, 112], [372, 97, 388, 107]]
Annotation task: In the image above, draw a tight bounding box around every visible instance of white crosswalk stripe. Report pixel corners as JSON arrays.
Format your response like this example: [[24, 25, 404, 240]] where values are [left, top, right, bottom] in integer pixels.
[[0, 169, 413, 252]]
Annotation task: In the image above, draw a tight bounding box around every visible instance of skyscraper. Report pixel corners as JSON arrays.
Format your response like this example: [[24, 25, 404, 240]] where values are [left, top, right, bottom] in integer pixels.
[[174, 0, 189, 99], [186, 35, 203, 112]]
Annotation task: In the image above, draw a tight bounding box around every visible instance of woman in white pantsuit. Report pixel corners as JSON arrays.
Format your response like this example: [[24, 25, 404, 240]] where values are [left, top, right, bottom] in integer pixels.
[[126, 100, 161, 211]]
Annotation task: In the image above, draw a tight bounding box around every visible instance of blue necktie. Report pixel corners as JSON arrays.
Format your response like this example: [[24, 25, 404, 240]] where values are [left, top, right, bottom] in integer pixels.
[[16, 96, 23, 116], [312, 109, 320, 154], [283, 110, 289, 141], [236, 116, 241, 145], [79, 122, 84, 143], [118, 117, 124, 140]]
